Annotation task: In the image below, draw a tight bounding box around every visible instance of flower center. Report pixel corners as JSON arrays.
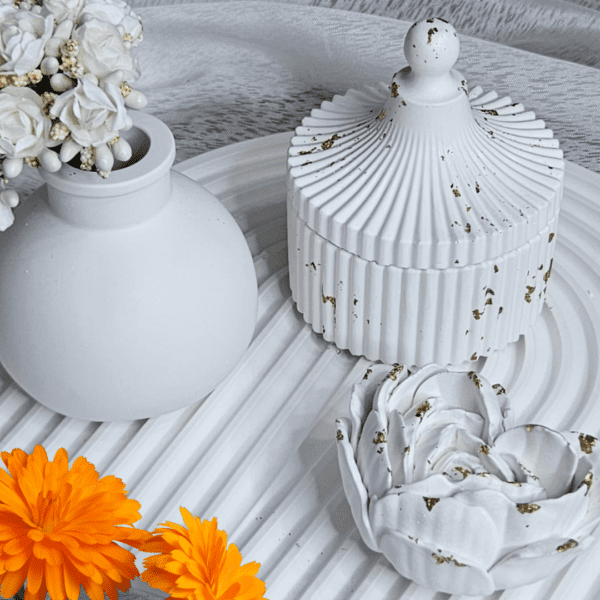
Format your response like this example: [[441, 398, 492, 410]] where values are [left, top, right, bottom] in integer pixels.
[[37, 490, 60, 534]]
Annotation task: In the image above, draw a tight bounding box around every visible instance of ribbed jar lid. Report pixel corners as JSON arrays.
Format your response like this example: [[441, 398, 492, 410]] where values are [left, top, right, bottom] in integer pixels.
[[288, 18, 564, 270]]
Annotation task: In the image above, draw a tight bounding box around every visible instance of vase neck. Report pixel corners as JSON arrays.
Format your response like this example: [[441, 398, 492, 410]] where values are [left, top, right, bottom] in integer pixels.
[[45, 170, 172, 228], [43, 112, 176, 229]]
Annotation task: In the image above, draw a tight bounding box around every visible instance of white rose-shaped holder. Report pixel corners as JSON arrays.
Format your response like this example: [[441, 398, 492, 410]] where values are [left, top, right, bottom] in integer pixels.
[[336, 363, 600, 595]]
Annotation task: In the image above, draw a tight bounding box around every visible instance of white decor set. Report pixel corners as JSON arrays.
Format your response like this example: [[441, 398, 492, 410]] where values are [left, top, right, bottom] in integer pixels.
[[0, 5, 597, 595]]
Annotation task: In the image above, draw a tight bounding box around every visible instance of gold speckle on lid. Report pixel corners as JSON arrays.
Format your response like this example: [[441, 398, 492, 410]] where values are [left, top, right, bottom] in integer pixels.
[[415, 401, 431, 420], [579, 433, 597, 454], [526, 424, 535, 432], [492, 383, 506, 395], [373, 431, 387, 444], [481, 109, 499, 116], [473, 309, 482, 320], [322, 295, 336, 307], [391, 82, 399, 98], [549, 232, 555, 243], [556, 539, 578, 553], [475, 181, 481, 193], [321, 134, 340, 150], [517, 503, 541, 514], [377, 108, 387, 120], [404, 446, 410, 455], [363, 368, 372, 380], [494, 265, 499, 273], [336, 430, 344, 441], [427, 27, 438, 44], [387, 364, 404, 381], [424, 497, 440, 511], [479, 444, 490, 455], [485, 298, 493, 306], [470, 353, 477, 361]]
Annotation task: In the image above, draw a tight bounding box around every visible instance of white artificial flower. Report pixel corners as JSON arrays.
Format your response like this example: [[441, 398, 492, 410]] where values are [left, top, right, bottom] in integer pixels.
[[72, 17, 139, 82], [79, 0, 143, 47], [0, 5, 54, 76], [336, 363, 600, 596], [49, 77, 128, 147], [43, 0, 85, 22], [0, 86, 50, 158]]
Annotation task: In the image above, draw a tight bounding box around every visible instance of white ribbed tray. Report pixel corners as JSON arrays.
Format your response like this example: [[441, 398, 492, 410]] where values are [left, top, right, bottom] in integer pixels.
[[1, 132, 599, 600]]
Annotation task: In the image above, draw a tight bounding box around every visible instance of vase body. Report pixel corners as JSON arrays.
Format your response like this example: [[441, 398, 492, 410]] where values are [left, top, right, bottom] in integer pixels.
[[0, 113, 258, 420]]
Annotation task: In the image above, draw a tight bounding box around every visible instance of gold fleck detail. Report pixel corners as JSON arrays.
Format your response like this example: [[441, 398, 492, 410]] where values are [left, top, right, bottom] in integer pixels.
[[299, 149, 314, 155], [485, 298, 493, 305], [479, 444, 490, 455], [470, 353, 477, 361], [391, 82, 399, 98], [556, 539, 578, 553], [486, 288, 495, 296], [427, 27, 438, 43], [494, 265, 499, 273], [517, 503, 540, 514], [336, 430, 344, 441], [373, 431, 387, 444], [321, 134, 340, 150], [432, 553, 466, 567], [468, 371, 482, 389], [424, 497, 440, 511], [322, 295, 336, 307], [544, 259, 553, 283], [579, 433, 597, 454], [498, 306, 504, 314], [492, 383, 506, 395], [549, 232, 555, 243], [465, 222, 471, 232], [377, 108, 387, 120], [481, 109, 499, 116], [387, 364, 404, 381], [581, 472, 593, 493], [120, 81, 132, 98], [473, 309, 482, 320], [475, 181, 481, 193], [415, 401, 431, 420], [404, 446, 410, 455], [525, 285, 535, 303], [362, 368, 372, 380], [526, 424, 534, 432], [454, 466, 470, 479]]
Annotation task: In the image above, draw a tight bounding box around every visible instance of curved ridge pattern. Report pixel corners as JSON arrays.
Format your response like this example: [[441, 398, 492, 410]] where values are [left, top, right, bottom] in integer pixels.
[[289, 81, 564, 270]]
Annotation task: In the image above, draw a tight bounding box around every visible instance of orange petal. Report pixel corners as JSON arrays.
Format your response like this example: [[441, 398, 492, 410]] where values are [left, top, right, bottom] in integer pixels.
[[4, 551, 29, 572], [0, 562, 28, 598], [62, 560, 81, 600], [45, 562, 67, 600], [25, 578, 48, 600], [26, 557, 45, 594]]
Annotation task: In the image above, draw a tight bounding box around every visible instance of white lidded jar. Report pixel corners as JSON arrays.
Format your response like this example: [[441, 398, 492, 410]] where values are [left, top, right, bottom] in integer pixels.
[[0, 112, 258, 420], [287, 18, 564, 366]]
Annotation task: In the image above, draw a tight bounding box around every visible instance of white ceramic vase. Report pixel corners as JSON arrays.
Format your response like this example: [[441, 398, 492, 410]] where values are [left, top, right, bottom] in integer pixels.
[[0, 112, 258, 421]]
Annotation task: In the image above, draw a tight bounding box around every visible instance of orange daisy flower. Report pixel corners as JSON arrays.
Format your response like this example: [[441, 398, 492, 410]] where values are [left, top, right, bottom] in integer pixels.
[[140, 508, 267, 600], [0, 445, 152, 600]]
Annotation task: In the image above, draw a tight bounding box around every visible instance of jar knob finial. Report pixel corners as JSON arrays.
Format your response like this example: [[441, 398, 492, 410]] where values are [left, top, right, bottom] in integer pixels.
[[400, 18, 461, 102]]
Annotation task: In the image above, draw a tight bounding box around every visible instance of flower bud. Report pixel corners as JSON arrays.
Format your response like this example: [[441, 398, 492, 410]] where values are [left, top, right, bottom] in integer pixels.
[[39, 149, 62, 173], [0, 189, 19, 209], [40, 56, 60, 76], [94, 143, 114, 173], [2, 158, 23, 179], [59, 139, 83, 163], [112, 137, 132, 162], [124, 89, 147, 110], [50, 73, 74, 92]]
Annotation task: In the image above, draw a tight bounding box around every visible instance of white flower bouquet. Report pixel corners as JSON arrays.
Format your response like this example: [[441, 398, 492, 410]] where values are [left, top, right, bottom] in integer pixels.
[[0, 0, 147, 230], [336, 363, 600, 595]]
